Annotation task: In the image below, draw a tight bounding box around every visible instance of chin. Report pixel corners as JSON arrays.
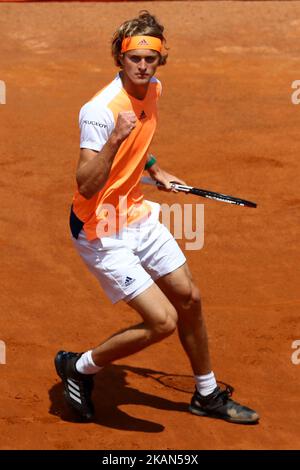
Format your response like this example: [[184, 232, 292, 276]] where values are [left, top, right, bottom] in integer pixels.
[[133, 76, 151, 85]]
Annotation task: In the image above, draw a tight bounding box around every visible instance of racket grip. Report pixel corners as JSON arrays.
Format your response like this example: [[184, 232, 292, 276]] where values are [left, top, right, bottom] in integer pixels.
[[140, 176, 157, 186]]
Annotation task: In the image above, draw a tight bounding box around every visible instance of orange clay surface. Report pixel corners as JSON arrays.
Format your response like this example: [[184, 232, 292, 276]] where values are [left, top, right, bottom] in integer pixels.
[[0, 1, 300, 450]]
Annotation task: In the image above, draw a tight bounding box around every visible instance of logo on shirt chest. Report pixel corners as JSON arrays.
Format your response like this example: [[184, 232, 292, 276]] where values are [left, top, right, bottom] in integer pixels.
[[138, 110, 147, 120]]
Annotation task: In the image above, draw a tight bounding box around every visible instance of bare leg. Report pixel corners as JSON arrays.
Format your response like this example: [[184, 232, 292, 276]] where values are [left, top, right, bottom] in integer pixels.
[[156, 263, 212, 376], [91, 282, 178, 366]]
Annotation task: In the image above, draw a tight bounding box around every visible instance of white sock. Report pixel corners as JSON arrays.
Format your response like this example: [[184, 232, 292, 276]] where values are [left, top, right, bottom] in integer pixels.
[[75, 350, 102, 375], [195, 371, 217, 397]]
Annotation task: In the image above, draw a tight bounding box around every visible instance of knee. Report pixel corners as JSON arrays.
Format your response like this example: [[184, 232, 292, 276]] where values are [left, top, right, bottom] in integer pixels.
[[151, 306, 178, 340], [177, 282, 201, 311]]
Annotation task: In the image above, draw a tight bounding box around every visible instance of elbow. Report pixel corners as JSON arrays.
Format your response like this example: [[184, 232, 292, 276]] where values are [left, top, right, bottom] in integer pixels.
[[76, 174, 94, 199], [76, 174, 107, 200], [79, 189, 94, 199], [77, 182, 94, 200], [78, 181, 106, 200]]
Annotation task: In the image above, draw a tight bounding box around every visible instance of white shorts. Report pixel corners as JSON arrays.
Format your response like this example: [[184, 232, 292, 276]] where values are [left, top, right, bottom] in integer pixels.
[[72, 201, 186, 304]]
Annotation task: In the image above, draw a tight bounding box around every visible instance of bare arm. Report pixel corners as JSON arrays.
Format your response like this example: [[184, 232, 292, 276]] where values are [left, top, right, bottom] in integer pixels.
[[76, 135, 121, 200], [76, 111, 137, 199], [145, 153, 186, 191]]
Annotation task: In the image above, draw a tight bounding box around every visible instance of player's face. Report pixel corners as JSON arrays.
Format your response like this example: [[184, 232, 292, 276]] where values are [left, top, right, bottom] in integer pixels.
[[121, 49, 160, 86]]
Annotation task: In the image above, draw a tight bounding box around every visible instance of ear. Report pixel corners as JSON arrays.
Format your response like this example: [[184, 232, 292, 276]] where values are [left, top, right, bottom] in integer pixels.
[[119, 53, 125, 66]]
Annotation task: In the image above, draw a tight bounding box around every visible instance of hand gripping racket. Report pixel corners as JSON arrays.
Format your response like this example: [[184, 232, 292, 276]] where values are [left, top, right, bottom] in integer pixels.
[[141, 176, 257, 208]]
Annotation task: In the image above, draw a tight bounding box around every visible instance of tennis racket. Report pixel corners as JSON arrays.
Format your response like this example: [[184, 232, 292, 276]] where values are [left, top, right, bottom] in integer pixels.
[[141, 176, 257, 208]]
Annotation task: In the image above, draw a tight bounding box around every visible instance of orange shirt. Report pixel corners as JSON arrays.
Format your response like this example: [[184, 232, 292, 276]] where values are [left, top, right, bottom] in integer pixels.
[[72, 73, 161, 240]]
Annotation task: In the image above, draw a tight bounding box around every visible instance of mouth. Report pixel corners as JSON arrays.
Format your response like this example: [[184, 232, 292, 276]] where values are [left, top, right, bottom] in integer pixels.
[[136, 74, 148, 79]]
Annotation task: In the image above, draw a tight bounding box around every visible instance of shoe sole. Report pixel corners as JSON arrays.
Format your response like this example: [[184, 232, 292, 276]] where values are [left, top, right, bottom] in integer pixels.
[[189, 405, 259, 425], [54, 350, 94, 422]]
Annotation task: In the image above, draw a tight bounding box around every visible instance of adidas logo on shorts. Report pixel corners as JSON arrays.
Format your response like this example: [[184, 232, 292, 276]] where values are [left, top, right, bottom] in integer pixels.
[[124, 276, 135, 287]]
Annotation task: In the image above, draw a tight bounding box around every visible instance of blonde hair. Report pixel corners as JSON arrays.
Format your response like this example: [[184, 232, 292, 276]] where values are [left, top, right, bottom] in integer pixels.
[[111, 11, 168, 67]]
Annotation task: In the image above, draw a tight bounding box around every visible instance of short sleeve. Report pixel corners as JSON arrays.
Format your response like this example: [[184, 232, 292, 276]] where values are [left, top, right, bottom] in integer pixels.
[[79, 102, 114, 152]]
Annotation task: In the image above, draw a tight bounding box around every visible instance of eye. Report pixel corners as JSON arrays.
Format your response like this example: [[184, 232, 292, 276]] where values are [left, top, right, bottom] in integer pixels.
[[128, 55, 158, 64], [129, 56, 141, 63], [145, 56, 157, 64]]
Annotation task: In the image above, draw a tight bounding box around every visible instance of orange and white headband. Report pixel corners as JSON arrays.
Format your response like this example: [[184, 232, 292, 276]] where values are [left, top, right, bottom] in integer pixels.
[[121, 35, 162, 54]]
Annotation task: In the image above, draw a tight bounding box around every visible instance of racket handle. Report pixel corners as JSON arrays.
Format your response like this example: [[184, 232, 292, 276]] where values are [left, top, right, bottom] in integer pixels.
[[140, 176, 157, 186], [141, 177, 191, 191]]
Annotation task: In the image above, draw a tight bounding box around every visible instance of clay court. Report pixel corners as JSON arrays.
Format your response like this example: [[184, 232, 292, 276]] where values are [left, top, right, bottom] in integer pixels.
[[0, 0, 300, 450]]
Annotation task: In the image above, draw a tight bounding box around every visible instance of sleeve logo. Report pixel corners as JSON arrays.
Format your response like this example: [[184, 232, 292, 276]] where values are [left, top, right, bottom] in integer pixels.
[[83, 120, 108, 129]]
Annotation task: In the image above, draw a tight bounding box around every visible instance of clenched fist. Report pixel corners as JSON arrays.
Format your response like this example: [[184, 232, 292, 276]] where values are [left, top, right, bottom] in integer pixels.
[[112, 111, 137, 143]]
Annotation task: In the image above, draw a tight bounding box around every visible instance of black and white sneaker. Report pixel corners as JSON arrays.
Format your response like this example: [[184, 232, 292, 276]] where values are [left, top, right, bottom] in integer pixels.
[[189, 385, 259, 424], [54, 350, 95, 421]]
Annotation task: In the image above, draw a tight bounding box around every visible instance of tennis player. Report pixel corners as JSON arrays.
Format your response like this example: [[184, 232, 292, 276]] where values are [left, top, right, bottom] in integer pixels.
[[55, 11, 259, 424]]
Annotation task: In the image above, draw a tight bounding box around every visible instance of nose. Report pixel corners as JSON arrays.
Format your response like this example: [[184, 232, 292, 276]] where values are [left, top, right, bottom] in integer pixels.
[[138, 59, 147, 71]]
